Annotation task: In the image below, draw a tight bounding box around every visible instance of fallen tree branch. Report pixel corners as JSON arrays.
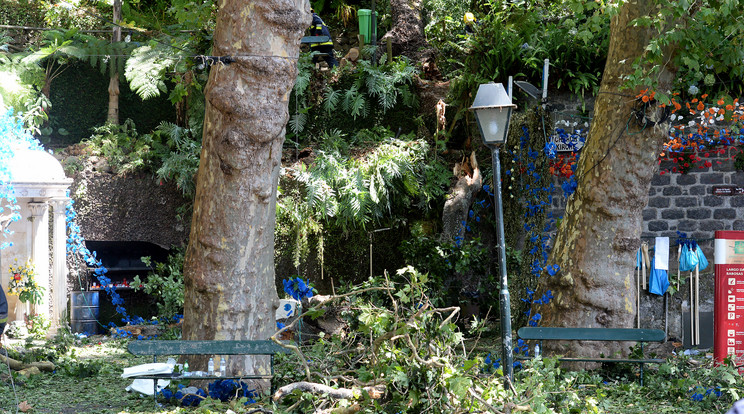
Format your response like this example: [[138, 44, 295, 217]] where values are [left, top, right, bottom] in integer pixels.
[[314, 405, 361, 414], [271, 286, 396, 381], [273, 381, 385, 402], [0, 354, 55, 372], [468, 387, 503, 414], [246, 408, 274, 414]]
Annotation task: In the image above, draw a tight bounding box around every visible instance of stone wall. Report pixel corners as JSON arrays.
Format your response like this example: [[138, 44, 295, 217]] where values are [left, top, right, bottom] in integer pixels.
[[640, 148, 744, 345], [548, 138, 744, 346], [69, 165, 190, 249]]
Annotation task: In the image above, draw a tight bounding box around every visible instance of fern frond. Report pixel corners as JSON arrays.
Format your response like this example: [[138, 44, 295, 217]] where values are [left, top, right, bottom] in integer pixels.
[[323, 87, 340, 114], [350, 94, 367, 119], [342, 85, 359, 113], [124, 45, 175, 100], [294, 69, 311, 96], [289, 112, 307, 134]]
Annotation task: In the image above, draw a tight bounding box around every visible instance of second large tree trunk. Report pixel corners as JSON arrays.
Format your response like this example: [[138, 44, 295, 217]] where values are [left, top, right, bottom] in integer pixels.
[[182, 0, 310, 378], [536, 2, 673, 359]]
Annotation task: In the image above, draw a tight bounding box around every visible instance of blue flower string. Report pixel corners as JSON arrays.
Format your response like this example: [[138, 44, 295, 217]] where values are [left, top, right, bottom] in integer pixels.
[[159, 380, 258, 407], [66, 197, 133, 324], [0, 110, 44, 249], [283, 277, 315, 301]]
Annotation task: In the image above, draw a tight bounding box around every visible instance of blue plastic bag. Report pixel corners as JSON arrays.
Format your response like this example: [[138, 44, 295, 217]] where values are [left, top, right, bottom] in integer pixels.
[[649, 258, 670, 296], [695, 246, 708, 270], [679, 244, 699, 272]]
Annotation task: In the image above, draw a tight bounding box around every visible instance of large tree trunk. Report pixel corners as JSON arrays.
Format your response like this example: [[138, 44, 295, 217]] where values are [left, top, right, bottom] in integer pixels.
[[182, 0, 310, 379], [536, 2, 673, 359], [107, 0, 121, 125]]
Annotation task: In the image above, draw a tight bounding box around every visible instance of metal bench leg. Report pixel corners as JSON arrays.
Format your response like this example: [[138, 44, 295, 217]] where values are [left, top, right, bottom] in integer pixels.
[[152, 356, 158, 403], [270, 354, 275, 396], [640, 343, 645, 386]]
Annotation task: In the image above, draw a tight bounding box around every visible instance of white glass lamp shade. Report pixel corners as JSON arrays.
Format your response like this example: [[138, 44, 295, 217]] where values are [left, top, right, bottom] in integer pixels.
[[469, 83, 516, 144]]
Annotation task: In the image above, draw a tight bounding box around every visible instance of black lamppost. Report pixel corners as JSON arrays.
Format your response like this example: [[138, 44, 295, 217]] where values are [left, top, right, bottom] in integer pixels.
[[469, 83, 516, 381]]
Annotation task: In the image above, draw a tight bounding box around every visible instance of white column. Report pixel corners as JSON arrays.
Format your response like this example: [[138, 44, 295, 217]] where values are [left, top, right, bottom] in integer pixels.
[[28, 201, 50, 320], [50, 199, 68, 335]]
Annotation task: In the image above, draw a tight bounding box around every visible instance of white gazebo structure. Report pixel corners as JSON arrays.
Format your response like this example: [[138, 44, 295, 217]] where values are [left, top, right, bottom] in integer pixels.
[[2, 147, 72, 335]]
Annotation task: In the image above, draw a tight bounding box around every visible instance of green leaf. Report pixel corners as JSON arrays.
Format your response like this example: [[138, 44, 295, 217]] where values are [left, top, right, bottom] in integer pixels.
[[446, 375, 472, 399], [681, 56, 699, 72]]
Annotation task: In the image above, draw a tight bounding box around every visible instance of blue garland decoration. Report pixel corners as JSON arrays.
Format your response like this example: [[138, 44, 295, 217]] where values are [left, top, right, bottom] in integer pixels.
[[65, 198, 135, 325], [471, 124, 575, 368], [0, 109, 137, 327], [0, 109, 43, 249], [159, 380, 259, 407], [282, 276, 315, 301]]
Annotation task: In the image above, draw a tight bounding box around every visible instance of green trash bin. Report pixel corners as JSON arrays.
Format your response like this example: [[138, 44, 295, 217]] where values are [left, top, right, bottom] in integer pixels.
[[358, 9, 376, 44]]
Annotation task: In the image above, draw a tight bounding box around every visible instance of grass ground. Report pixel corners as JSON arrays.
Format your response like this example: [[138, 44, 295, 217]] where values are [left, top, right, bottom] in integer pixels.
[[0, 337, 170, 414], [0, 334, 740, 413]]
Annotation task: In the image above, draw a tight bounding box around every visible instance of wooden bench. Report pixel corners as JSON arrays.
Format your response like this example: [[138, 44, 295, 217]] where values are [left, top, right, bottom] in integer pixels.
[[127, 340, 291, 400], [517, 327, 666, 385]]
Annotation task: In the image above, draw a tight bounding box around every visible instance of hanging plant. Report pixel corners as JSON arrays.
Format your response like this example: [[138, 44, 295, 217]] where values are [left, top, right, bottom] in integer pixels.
[[7, 259, 45, 305]]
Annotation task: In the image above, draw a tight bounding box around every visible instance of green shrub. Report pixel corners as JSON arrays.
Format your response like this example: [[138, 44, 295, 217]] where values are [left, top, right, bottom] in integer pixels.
[[132, 249, 185, 320]]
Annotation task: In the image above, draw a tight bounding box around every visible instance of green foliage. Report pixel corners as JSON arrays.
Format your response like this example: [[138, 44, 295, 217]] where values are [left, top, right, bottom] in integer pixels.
[[123, 34, 209, 134], [80, 37, 136, 78], [434, 1, 608, 102], [735, 150, 744, 171], [0, 0, 44, 27], [277, 127, 449, 275], [0, 1, 100, 30], [281, 131, 445, 228], [39, 1, 104, 31], [401, 235, 494, 307], [84, 119, 151, 173], [124, 44, 181, 100], [19, 29, 92, 68], [48, 60, 177, 145], [83, 120, 200, 196], [149, 122, 202, 196], [566, 0, 744, 99], [0, 52, 51, 133], [57, 356, 112, 378], [132, 249, 185, 320], [271, 264, 744, 413], [275, 267, 498, 413], [289, 53, 419, 140], [167, 0, 216, 31], [26, 314, 51, 340]]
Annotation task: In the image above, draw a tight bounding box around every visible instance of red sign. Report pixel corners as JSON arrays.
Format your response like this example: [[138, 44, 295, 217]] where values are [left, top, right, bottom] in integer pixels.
[[714, 231, 744, 369]]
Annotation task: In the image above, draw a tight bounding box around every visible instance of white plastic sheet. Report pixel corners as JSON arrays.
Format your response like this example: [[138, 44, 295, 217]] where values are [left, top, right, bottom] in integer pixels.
[[122, 358, 176, 396]]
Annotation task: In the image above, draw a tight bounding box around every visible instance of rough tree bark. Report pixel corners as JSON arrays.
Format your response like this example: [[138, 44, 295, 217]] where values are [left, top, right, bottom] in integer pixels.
[[107, 0, 121, 125], [440, 151, 481, 243], [536, 2, 673, 358], [182, 0, 310, 378]]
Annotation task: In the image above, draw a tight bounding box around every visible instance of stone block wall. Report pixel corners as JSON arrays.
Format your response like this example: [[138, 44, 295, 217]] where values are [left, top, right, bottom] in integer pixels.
[[644, 149, 744, 238], [548, 146, 744, 346]]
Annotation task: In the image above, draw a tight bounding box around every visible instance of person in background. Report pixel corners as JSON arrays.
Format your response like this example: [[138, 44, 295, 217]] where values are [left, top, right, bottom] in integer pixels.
[[0, 284, 7, 340], [309, 10, 338, 68], [464, 12, 477, 34]]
